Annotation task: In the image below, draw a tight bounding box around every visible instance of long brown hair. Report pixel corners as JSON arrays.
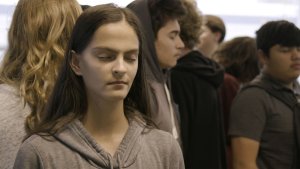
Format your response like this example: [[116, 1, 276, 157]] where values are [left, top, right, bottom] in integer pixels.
[[0, 0, 82, 131]]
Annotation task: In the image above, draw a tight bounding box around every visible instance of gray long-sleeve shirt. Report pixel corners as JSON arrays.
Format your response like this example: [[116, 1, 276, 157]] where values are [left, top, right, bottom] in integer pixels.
[[0, 84, 30, 169]]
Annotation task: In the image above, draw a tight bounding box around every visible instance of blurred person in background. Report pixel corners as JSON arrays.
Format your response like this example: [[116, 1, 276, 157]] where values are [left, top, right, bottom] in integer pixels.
[[198, 14, 226, 58], [213, 36, 260, 86], [213, 36, 260, 169], [0, 0, 81, 168], [171, 1, 227, 168]]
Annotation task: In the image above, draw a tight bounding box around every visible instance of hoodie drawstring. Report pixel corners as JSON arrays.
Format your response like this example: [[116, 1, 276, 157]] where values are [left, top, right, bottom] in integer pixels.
[[108, 155, 114, 169], [108, 154, 123, 169], [117, 154, 123, 169]]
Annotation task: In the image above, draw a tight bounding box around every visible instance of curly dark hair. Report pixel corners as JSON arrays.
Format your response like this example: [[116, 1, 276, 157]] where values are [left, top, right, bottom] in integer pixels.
[[256, 20, 300, 56], [178, 0, 203, 49], [148, 0, 186, 38]]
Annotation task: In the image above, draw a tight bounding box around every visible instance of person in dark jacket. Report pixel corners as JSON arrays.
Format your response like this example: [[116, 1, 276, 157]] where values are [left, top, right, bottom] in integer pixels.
[[170, 1, 227, 169]]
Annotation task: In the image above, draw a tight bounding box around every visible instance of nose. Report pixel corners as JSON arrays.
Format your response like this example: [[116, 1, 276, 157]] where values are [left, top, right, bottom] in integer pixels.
[[176, 36, 185, 49], [112, 57, 126, 78], [291, 47, 300, 60]]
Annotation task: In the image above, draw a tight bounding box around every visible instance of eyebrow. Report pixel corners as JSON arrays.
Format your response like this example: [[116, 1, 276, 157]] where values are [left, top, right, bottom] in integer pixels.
[[169, 30, 180, 35], [91, 47, 139, 54]]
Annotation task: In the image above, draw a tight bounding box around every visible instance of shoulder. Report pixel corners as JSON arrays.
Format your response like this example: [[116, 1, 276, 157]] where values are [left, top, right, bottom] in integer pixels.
[[17, 134, 61, 158], [0, 84, 29, 144], [231, 85, 272, 113], [14, 134, 58, 168], [140, 128, 184, 167], [235, 85, 270, 102], [0, 84, 27, 110], [18, 134, 64, 158], [231, 84, 273, 120], [0, 84, 30, 131], [21, 134, 56, 150], [144, 128, 174, 140], [0, 84, 19, 101], [142, 128, 182, 153]]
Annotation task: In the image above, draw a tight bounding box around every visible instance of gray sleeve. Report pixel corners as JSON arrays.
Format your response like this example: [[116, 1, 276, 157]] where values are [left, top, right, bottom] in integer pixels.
[[13, 142, 43, 169], [229, 88, 268, 141], [169, 136, 185, 169]]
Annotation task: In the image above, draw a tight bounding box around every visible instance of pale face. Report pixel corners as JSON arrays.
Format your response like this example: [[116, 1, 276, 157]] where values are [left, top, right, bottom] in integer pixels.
[[154, 19, 184, 69], [72, 20, 139, 102], [262, 45, 300, 83], [197, 25, 219, 57]]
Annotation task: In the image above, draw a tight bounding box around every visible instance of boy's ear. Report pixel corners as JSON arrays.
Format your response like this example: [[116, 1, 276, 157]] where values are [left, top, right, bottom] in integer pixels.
[[70, 51, 82, 76], [214, 32, 222, 43], [257, 49, 268, 66]]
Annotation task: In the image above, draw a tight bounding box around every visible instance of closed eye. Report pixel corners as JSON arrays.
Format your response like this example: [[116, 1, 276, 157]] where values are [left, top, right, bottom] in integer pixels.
[[169, 31, 179, 40], [97, 54, 115, 61], [124, 54, 137, 63], [124, 50, 138, 63]]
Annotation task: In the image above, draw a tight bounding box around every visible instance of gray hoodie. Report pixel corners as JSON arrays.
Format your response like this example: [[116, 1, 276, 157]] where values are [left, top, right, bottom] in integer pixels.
[[13, 119, 184, 169], [127, 0, 181, 144]]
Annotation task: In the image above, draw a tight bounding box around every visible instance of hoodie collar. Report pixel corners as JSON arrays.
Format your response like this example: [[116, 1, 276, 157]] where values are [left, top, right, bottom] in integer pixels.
[[173, 50, 224, 88], [54, 119, 144, 168]]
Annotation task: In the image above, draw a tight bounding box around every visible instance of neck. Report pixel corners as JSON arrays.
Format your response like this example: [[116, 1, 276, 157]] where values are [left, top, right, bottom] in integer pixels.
[[181, 48, 193, 57], [81, 94, 130, 156], [262, 69, 295, 89], [82, 98, 128, 137], [199, 45, 218, 58]]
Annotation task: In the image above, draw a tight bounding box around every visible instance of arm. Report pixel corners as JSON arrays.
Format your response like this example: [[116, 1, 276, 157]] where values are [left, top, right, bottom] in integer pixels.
[[231, 137, 259, 169], [169, 136, 185, 169], [229, 87, 268, 169]]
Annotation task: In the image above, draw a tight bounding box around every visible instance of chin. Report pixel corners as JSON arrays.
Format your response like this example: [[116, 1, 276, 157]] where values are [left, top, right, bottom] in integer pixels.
[[109, 92, 129, 100], [167, 63, 177, 69], [106, 96, 126, 102]]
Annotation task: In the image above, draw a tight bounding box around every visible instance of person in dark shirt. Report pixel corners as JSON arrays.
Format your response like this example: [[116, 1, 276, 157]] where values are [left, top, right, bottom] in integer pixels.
[[229, 20, 300, 169]]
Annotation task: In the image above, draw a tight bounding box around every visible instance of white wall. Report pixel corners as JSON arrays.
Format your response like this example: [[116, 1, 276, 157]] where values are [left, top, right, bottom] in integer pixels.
[[197, 0, 300, 40], [0, 4, 15, 60], [0, 0, 299, 61]]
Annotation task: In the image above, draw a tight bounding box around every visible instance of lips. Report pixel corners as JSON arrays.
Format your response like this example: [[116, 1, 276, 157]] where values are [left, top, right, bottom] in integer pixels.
[[107, 81, 128, 85], [174, 53, 181, 58], [291, 63, 300, 69]]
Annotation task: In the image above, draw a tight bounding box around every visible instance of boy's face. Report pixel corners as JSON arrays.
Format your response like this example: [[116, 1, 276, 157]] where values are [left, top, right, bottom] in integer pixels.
[[262, 45, 300, 83], [197, 25, 221, 58], [154, 19, 184, 69]]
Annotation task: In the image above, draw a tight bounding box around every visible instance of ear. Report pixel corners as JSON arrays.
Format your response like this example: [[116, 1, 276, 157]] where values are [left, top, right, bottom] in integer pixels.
[[70, 51, 82, 76], [214, 32, 222, 43], [257, 49, 268, 66]]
